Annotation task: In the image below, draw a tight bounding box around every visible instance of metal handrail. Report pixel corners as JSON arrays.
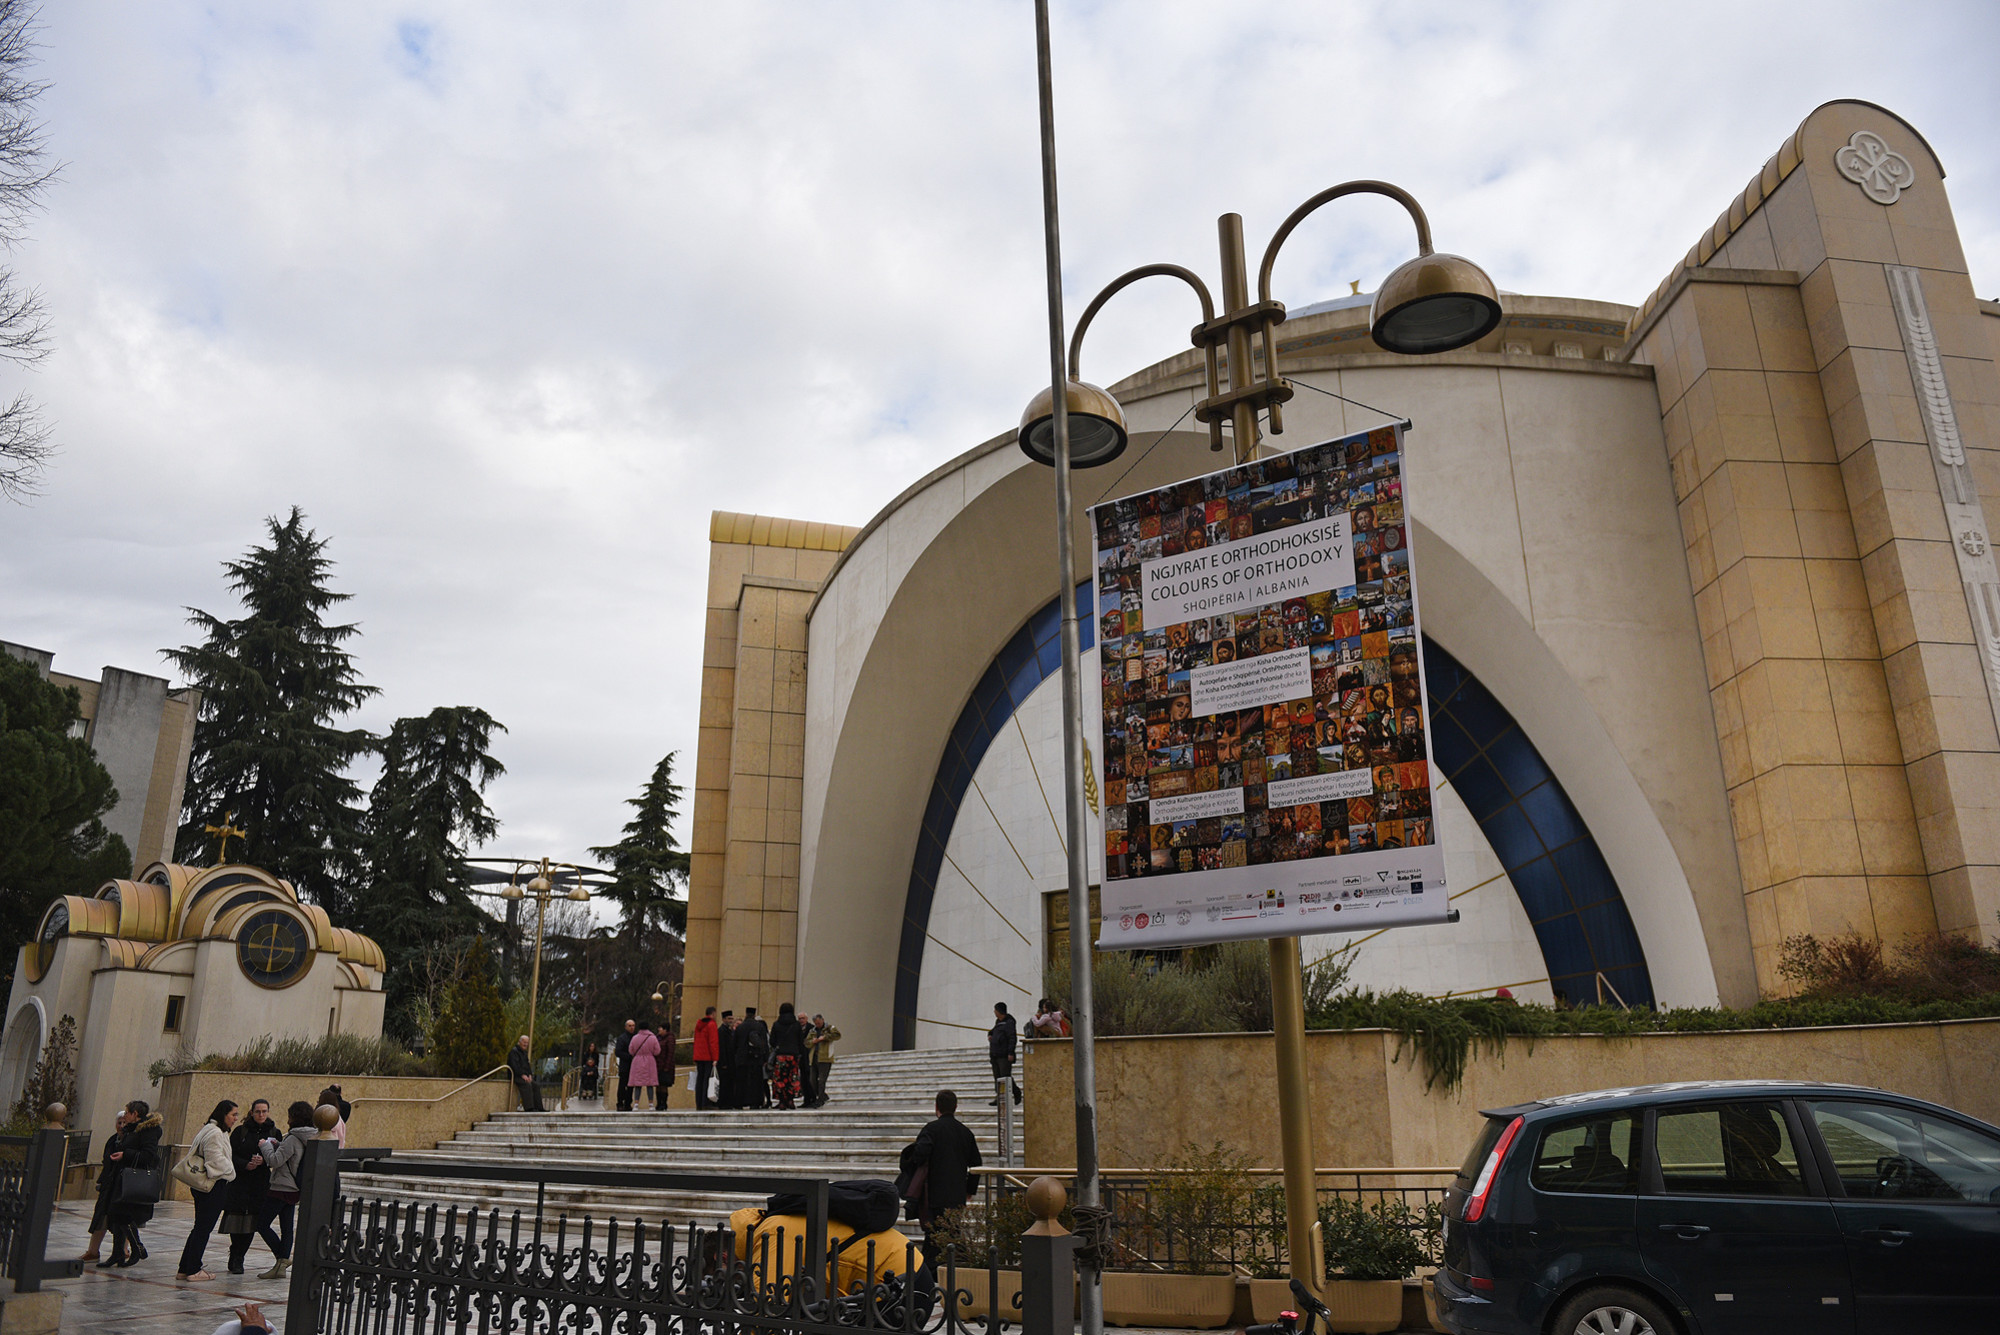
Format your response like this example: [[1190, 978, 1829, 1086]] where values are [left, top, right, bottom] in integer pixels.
[[997, 1164, 1455, 1179], [347, 1065, 511, 1113]]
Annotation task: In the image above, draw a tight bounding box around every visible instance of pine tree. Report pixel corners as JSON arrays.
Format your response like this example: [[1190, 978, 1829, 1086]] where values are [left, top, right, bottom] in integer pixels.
[[0, 653, 131, 964], [361, 706, 506, 1033], [589, 752, 691, 935], [166, 508, 377, 911], [430, 943, 508, 1078], [10, 1012, 74, 1122]]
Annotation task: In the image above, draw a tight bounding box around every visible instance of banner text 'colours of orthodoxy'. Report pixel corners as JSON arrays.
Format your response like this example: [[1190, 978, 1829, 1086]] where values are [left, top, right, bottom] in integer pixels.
[[1091, 424, 1450, 948]]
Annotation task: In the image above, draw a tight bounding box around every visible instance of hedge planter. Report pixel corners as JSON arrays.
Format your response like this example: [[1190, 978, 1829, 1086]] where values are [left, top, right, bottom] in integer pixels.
[[1321, 1279, 1405, 1333], [1101, 1272, 1236, 1329]]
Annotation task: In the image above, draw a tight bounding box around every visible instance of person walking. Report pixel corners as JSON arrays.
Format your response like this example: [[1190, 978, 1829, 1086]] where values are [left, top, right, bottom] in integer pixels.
[[805, 1013, 840, 1108], [769, 1003, 806, 1110], [901, 1089, 982, 1278], [987, 1003, 1021, 1106], [104, 1100, 163, 1267], [736, 1007, 771, 1108], [507, 1035, 544, 1111], [81, 1104, 136, 1263], [692, 1007, 719, 1110], [580, 1042, 601, 1100], [174, 1100, 240, 1282], [614, 1019, 638, 1111], [252, 1101, 315, 1279], [626, 1022, 662, 1110], [223, 1099, 282, 1274], [716, 1011, 739, 1108]]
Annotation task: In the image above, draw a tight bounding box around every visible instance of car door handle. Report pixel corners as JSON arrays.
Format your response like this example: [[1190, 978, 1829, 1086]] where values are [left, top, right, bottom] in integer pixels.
[[1657, 1223, 1711, 1239], [1859, 1228, 1911, 1246]]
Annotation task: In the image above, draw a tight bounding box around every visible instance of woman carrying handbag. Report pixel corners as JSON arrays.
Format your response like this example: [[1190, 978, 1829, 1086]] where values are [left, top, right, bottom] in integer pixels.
[[173, 1100, 240, 1281]]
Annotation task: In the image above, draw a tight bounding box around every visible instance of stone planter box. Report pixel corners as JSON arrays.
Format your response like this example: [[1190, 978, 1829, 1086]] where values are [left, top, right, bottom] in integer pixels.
[[1101, 1272, 1236, 1329], [1249, 1277, 1405, 1331], [1321, 1279, 1406, 1333], [949, 1268, 1021, 1320]]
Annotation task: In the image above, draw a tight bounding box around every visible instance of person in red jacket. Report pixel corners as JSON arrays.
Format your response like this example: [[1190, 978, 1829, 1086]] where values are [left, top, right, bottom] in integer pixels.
[[692, 1006, 720, 1110]]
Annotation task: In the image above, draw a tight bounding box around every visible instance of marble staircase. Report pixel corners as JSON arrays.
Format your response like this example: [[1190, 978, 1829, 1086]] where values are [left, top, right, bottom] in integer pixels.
[[340, 1045, 1013, 1227]]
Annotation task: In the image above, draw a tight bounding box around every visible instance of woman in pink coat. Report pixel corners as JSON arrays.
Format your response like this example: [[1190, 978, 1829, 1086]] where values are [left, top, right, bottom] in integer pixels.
[[625, 1026, 662, 1110]]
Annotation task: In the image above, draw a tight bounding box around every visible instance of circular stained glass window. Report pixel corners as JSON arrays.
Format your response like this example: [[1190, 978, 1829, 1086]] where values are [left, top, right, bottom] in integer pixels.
[[237, 910, 312, 988]]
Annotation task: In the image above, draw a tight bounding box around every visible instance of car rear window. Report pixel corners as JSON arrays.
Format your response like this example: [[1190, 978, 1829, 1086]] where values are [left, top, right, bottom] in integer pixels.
[[1531, 1113, 1638, 1194], [1457, 1116, 1509, 1184]]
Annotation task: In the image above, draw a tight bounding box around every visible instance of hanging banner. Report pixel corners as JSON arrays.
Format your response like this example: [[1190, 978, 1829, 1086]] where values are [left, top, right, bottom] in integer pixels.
[[1091, 423, 1448, 949]]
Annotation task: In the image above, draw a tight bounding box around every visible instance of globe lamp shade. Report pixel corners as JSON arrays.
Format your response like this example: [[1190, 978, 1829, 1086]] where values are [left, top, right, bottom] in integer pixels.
[[1369, 252, 1503, 355], [1018, 379, 1129, 468]]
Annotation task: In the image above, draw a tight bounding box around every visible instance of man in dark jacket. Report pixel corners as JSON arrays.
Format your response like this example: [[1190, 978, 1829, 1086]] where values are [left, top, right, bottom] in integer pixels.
[[717, 1011, 739, 1108], [987, 1002, 1021, 1106], [904, 1089, 982, 1277], [614, 1019, 637, 1111], [507, 1034, 543, 1111], [736, 1007, 771, 1108]]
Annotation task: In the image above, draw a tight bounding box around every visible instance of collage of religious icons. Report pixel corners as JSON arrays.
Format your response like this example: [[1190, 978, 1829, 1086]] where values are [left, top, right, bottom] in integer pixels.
[[1093, 425, 1434, 881]]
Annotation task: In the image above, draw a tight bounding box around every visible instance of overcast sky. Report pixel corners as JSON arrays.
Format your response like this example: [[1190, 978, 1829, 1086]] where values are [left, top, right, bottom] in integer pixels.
[[2, 1, 1996, 884]]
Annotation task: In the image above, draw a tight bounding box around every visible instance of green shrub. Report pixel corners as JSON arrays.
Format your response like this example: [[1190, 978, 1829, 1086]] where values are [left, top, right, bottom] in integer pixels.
[[1042, 942, 1354, 1039], [147, 1032, 431, 1084], [431, 956, 509, 1078], [1781, 930, 2000, 1002], [11, 1014, 77, 1122], [1143, 1141, 1255, 1275], [1318, 1197, 1427, 1281]]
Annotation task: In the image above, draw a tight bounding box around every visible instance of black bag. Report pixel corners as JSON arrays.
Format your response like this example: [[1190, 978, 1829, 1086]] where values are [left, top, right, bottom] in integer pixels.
[[766, 1179, 901, 1236], [113, 1167, 161, 1207]]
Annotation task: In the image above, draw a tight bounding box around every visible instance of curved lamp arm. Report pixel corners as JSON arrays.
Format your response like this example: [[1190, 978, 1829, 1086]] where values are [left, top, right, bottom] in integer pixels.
[[1068, 263, 1216, 379], [1068, 264, 1224, 452], [1257, 180, 1434, 304]]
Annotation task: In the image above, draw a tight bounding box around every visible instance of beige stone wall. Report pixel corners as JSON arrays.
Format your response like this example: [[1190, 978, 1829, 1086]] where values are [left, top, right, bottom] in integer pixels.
[[151, 1069, 516, 1200], [684, 512, 856, 1024], [1627, 101, 2000, 987], [1024, 1019, 2000, 1170]]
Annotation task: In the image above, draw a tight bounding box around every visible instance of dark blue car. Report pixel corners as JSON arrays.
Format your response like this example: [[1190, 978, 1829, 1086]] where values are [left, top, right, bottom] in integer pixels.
[[1428, 1080, 2000, 1335]]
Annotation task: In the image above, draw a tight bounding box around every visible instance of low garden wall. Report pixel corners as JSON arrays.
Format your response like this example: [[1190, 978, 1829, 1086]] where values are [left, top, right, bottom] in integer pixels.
[[1023, 1016, 2000, 1169], [143, 1069, 516, 1200]]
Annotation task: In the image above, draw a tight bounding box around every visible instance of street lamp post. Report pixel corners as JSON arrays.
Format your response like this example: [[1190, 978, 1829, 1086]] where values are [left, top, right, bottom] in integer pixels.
[[470, 857, 595, 1056], [1017, 46, 1500, 1292], [649, 980, 684, 1041]]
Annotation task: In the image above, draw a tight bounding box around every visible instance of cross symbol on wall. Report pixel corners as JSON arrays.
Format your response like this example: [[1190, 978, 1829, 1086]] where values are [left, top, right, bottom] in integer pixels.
[[246, 922, 296, 972]]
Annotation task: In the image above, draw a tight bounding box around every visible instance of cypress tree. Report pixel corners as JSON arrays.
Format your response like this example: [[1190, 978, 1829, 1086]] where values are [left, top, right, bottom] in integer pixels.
[[0, 653, 131, 964], [361, 706, 506, 1034], [166, 508, 377, 911], [589, 751, 691, 935]]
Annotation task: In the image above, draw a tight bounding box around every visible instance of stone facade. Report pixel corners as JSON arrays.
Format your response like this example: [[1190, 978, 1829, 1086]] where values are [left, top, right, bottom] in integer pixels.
[[1627, 100, 2000, 990], [682, 512, 857, 1025], [682, 99, 2000, 1051]]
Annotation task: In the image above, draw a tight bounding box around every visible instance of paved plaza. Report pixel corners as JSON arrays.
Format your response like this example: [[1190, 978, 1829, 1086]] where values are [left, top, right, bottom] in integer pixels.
[[39, 1198, 290, 1334]]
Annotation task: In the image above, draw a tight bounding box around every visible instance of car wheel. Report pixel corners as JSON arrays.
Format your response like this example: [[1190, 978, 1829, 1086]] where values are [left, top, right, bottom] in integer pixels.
[[1550, 1286, 1678, 1335]]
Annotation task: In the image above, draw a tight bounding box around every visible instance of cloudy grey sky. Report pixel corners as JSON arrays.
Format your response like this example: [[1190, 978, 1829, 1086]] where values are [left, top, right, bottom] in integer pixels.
[[3, 1, 1996, 877]]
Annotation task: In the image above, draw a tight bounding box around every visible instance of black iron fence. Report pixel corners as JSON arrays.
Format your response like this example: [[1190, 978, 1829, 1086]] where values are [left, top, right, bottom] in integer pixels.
[[0, 1122, 84, 1292], [285, 1143, 1015, 1335], [971, 1169, 1449, 1274]]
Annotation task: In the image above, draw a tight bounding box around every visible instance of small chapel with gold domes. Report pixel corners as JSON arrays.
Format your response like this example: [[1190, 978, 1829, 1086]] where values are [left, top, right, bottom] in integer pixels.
[[0, 860, 386, 1144]]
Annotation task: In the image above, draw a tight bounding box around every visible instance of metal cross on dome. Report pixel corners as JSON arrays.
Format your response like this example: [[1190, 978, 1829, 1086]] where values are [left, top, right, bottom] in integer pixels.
[[204, 814, 247, 864], [1835, 130, 1916, 205]]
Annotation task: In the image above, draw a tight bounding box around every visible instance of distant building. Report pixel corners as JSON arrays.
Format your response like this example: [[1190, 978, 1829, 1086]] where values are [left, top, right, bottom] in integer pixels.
[[684, 100, 2000, 1052], [1, 641, 199, 872], [0, 862, 387, 1142]]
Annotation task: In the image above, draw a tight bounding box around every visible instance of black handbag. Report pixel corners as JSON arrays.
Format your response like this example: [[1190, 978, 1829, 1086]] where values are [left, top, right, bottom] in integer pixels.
[[113, 1167, 161, 1206]]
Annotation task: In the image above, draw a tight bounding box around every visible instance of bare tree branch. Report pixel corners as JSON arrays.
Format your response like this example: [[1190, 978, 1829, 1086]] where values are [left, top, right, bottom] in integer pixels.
[[0, 0, 58, 503]]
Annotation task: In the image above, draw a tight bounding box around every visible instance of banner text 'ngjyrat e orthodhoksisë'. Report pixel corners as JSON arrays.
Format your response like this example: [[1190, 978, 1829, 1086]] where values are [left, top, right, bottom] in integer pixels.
[[1091, 423, 1449, 948]]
